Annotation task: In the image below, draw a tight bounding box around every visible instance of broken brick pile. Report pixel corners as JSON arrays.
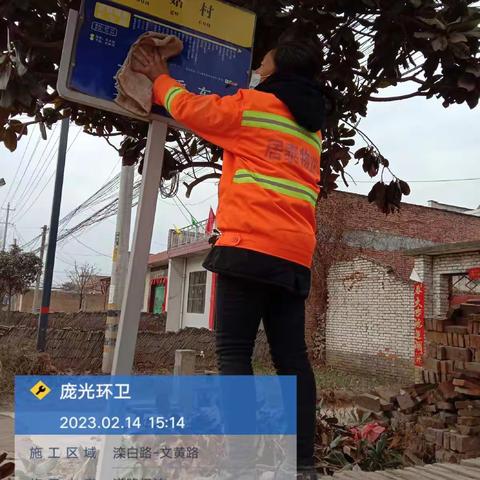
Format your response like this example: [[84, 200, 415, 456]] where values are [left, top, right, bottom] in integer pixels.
[[356, 382, 480, 465], [354, 302, 480, 465]]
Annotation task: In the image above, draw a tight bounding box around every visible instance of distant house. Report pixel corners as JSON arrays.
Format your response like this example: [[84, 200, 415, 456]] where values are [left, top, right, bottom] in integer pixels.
[[144, 219, 215, 331]]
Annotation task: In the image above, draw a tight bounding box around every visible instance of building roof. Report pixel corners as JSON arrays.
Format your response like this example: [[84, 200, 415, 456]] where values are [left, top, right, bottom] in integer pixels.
[[148, 251, 169, 267], [337, 190, 479, 219], [148, 240, 210, 267], [427, 200, 472, 214], [406, 240, 480, 257]]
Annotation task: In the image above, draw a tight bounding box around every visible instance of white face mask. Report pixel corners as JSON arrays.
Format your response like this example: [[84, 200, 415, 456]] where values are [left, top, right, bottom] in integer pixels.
[[249, 72, 262, 89]]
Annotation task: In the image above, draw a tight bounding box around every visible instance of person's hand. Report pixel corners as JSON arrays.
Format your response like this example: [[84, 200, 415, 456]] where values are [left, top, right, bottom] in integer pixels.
[[131, 45, 170, 81]]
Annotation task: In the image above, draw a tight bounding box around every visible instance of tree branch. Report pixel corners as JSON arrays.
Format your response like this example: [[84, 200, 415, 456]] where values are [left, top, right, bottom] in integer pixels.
[[84, 131, 124, 137], [103, 136, 120, 152], [369, 91, 427, 102], [183, 173, 221, 198], [177, 162, 222, 172], [397, 75, 424, 84]]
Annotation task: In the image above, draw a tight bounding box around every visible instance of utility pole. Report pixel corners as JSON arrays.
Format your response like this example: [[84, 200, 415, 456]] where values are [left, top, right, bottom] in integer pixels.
[[37, 118, 69, 352], [32, 225, 48, 313], [102, 162, 134, 373], [1, 203, 14, 251]]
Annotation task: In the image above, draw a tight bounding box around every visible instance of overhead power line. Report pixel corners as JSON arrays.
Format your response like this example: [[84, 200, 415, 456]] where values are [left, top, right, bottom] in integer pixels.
[[7, 133, 42, 206], [71, 235, 110, 258], [14, 124, 60, 214], [1, 129, 36, 210], [353, 177, 480, 184], [15, 127, 82, 223]]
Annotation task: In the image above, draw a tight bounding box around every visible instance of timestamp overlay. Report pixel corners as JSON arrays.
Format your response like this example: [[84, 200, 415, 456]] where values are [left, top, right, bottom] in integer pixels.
[[15, 375, 297, 479]]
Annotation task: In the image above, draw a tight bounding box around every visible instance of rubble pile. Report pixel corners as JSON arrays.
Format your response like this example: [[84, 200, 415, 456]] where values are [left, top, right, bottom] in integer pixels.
[[355, 379, 480, 464]]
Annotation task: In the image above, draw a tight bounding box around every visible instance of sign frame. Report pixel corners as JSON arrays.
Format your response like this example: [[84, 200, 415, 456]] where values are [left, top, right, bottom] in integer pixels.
[[58, 7, 175, 124], [57, 1, 256, 125]]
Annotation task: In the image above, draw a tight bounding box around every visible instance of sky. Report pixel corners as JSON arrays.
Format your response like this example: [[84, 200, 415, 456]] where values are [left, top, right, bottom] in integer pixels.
[[0, 84, 479, 285]]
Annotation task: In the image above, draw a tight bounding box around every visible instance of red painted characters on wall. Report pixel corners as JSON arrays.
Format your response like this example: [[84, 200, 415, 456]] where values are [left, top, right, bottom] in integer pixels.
[[414, 282, 425, 367]]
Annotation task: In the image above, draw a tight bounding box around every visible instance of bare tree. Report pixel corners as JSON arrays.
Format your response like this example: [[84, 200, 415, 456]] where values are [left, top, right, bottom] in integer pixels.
[[64, 262, 97, 311]]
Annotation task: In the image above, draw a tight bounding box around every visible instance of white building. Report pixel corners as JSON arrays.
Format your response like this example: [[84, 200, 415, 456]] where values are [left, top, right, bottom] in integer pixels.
[[144, 220, 215, 332]]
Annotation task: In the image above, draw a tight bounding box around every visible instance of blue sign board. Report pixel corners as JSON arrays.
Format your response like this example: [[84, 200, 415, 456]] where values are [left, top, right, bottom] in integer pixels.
[[69, 0, 256, 109]]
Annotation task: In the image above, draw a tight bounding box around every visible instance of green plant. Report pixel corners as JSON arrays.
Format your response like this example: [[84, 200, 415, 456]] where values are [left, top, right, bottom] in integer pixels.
[[359, 434, 404, 472]]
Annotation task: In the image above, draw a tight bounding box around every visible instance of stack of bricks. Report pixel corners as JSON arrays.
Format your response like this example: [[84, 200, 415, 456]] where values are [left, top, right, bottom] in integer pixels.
[[421, 385, 480, 463], [355, 382, 480, 463], [423, 304, 480, 391]]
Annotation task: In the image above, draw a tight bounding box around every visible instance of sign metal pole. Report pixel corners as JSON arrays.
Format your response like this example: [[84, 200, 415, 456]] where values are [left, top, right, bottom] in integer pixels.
[[96, 120, 167, 478], [111, 120, 167, 375]]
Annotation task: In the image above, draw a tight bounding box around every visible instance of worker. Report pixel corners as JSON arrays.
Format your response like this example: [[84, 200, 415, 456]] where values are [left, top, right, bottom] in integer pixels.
[[132, 40, 325, 479]]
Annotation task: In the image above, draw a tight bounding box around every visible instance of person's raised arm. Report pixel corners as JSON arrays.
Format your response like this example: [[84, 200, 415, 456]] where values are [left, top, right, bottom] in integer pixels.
[[152, 75, 243, 149], [132, 45, 243, 150]]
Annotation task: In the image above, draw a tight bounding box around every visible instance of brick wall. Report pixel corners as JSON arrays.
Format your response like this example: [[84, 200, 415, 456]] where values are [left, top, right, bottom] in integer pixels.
[[319, 192, 480, 244], [311, 192, 480, 378], [325, 257, 415, 382], [315, 191, 480, 284]]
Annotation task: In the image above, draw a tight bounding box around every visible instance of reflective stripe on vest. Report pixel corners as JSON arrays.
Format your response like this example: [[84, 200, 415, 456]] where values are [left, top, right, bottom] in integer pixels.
[[233, 169, 318, 207], [241, 110, 322, 154], [165, 86, 185, 113]]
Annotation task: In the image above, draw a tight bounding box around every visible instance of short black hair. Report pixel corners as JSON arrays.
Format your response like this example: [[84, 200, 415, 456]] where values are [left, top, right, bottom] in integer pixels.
[[273, 41, 321, 79]]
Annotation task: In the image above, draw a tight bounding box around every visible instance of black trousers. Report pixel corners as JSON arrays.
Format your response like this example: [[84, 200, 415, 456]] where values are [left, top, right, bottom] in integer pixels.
[[215, 273, 317, 467]]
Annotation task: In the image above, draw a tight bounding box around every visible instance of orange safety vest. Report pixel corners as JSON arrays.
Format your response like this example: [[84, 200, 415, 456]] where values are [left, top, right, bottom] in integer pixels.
[[153, 75, 322, 268]]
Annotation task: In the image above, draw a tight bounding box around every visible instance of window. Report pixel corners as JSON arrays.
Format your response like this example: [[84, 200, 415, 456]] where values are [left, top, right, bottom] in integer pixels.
[[187, 271, 207, 314]]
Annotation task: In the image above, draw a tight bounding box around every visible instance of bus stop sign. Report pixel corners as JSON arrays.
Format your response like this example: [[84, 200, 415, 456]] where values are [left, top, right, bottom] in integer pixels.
[[67, 0, 256, 118]]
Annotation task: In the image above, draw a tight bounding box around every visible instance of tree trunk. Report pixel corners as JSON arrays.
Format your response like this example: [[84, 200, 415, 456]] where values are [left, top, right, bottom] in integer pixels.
[[79, 293, 83, 311]]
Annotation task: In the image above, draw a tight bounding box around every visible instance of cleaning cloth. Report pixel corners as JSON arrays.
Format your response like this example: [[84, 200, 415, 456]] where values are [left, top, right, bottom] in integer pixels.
[[115, 32, 183, 116]]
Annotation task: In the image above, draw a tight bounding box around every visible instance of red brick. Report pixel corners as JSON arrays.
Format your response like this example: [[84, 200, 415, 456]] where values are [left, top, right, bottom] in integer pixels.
[[444, 346, 472, 362], [468, 335, 480, 349], [446, 326, 469, 335], [355, 394, 383, 413], [458, 425, 480, 435], [424, 358, 441, 373], [396, 393, 416, 411], [438, 381, 458, 400], [426, 331, 448, 345], [457, 416, 480, 426], [455, 400, 480, 409], [450, 433, 480, 453], [458, 409, 480, 417], [465, 362, 480, 373]]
